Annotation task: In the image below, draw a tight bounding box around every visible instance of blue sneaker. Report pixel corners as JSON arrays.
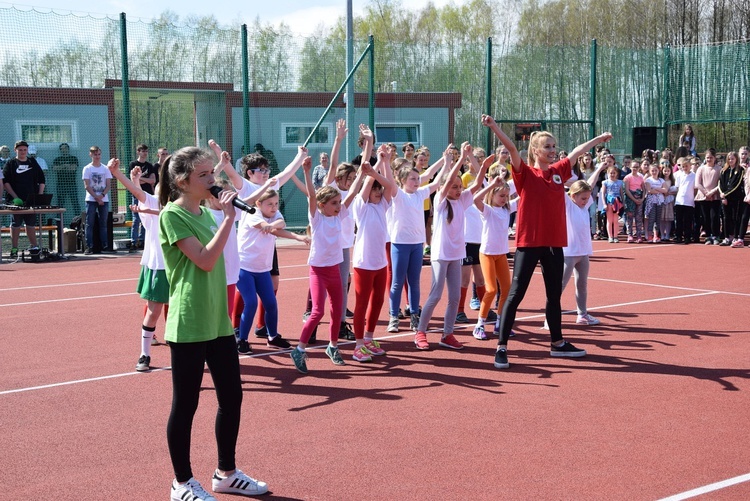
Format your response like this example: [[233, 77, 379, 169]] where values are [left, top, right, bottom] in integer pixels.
[[290, 348, 308, 374], [469, 297, 481, 310]]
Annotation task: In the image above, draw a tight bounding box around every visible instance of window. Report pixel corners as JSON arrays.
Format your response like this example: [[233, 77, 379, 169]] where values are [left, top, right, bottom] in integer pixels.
[[282, 123, 330, 148], [374, 123, 421, 145], [16, 120, 78, 148]]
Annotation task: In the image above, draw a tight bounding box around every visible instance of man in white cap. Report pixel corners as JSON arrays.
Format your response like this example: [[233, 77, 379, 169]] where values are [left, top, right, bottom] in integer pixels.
[[27, 145, 48, 171]]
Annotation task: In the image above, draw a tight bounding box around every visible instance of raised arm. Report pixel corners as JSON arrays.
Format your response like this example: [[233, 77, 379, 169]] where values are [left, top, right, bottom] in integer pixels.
[[209, 139, 243, 190], [343, 165, 366, 208], [276, 146, 309, 187], [359, 123, 374, 166], [108, 158, 147, 203], [481, 114, 521, 172], [427, 145, 457, 193], [242, 176, 278, 206], [290, 157, 312, 195], [586, 161, 608, 186], [467, 149, 493, 194], [474, 175, 503, 212], [568, 132, 614, 166], [374, 145, 397, 201], [438, 141, 469, 199], [326, 118, 347, 187], [303, 156, 316, 218], [419, 156, 445, 184]]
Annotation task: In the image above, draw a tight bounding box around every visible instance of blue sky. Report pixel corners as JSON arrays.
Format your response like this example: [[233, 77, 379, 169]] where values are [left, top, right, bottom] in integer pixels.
[[3, 0, 455, 34]]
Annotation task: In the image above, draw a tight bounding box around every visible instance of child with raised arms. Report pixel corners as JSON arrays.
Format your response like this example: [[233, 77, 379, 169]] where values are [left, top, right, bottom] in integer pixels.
[[387, 144, 450, 334], [414, 142, 484, 350], [482, 114, 612, 369], [350, 149, 396, 361], [290, 158, 365, 374], [472, 170, 518, 340], [158, 146, 267, 500], [217, 143, 308, 340], [107, 159, 165, 373]]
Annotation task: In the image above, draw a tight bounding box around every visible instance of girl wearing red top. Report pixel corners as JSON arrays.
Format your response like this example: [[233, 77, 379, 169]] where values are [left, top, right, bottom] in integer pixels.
[[481, 115, 612, 369]]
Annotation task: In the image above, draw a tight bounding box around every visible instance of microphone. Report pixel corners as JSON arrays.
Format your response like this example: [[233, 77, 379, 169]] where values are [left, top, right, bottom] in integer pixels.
[[209, 185, 255, 214]]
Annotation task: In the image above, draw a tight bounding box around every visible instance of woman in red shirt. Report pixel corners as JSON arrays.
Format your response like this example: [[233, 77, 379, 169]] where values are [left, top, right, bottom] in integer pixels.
[[481, 115, 612, 369]]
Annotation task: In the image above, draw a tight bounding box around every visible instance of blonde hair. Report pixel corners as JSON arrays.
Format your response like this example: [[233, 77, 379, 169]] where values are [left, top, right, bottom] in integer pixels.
[[488, 164, 510, 180], [484, 181, 510, 207], [316, 186, 340, 205], [258, 189, 278, 203], [568, 180, 592, 197], [527, 131, 556, 165]]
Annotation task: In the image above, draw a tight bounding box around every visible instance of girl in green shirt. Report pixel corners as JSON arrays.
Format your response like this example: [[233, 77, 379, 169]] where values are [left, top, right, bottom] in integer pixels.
[[158, 146, 268, 501]]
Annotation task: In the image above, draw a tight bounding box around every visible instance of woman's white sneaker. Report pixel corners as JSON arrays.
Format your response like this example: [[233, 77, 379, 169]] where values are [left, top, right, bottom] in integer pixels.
[[171, 478, 217, 501], [212, 469, 268, 496]]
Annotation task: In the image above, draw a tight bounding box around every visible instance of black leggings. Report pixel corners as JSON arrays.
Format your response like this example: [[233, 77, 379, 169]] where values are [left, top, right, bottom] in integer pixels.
[[698, 200, 721, 238], [167, 335, 243, 482], [497, 246, 564, 345]]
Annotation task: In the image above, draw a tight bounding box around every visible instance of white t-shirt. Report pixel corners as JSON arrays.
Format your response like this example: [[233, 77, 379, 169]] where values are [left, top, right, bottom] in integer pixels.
[[389, 186, 431, 244], [563, 195, 594, 257], [331, 180, 355, 249], [238, 177, 280, 201], [463, 204, 483, 244], [237, 210, 283, 274], [430, 189, 473, 261], [308, 205, 347, 267], [209, 208, 242, 284], [82, 163, 112, 202], [479, 199, 518, 255], [352, 196, 390, 270], [674, 170, 696, 207], [138, 193, 165, 271]]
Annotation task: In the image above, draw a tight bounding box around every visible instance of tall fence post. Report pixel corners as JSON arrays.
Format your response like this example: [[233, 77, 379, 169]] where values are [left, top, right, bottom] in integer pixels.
[[120, 12, 133, 215], [368, 35, 375, 131], [589, 38, 597, 141], [345, 0, 355, 160], [242, 24, 250, 159], [485, 37, 493, 153], [120, 13, 132, 167], [661, 44, 671, 149]]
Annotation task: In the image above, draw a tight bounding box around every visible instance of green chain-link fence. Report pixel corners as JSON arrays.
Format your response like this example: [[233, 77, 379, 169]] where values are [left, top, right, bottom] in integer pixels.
[[1, 6, 748, 231]]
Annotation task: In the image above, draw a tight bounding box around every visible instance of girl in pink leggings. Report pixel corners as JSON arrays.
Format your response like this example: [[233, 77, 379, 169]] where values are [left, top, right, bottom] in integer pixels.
[[290, 158, 364, 374]]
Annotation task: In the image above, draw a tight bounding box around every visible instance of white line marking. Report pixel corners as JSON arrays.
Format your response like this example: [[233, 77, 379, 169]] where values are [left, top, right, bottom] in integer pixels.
[[0, 292, 138, 307], [0, 278, 136, 292], [657, 472, 750, 500], [0, 290, 722, 396]]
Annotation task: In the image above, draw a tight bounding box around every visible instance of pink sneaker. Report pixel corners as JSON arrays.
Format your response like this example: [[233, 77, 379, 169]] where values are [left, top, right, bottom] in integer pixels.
[[352, 346, 373, 363], [364, 340, 386, 356], [414, 332, 429, 350], [439, 333, 464, 350], [731, 239, 744, 248], [627, 236, 634, 243]]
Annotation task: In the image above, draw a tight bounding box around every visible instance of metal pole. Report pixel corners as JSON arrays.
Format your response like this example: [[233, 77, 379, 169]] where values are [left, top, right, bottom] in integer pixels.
[[485, 37, 492, 153], [242, 25, 250, 160], [661, 45, 670, 149], [303, 45, 372, 147], [368, 35, 375, 132], [346, 0, 355, 160], [120, 13, 132, 168], [120, 13, 133, 216], [589, 38, 597, 140]]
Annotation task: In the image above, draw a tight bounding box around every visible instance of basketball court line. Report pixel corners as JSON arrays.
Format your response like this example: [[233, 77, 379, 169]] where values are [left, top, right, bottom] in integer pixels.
[[0, 289, 724, 396], [657, 472, 750, 500]]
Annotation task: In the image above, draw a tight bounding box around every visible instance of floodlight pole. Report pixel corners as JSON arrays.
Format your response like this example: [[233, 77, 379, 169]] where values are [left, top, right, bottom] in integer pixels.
[[346, 0, 355, 160]]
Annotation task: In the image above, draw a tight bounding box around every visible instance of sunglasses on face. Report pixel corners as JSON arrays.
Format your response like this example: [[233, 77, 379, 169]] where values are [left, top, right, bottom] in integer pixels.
[[251, 168, 270, 174]]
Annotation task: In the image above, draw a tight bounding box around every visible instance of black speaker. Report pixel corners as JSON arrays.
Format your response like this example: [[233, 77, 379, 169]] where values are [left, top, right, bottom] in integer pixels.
[[632, 127, 657, 157]]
